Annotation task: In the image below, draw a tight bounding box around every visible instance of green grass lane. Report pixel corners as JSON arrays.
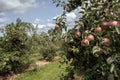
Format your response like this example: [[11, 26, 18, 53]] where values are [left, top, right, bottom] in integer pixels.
[[13, 61, 67, 80]]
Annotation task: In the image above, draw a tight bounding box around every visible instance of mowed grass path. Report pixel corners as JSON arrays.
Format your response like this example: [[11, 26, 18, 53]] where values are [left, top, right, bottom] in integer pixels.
[[13, 61, 67, 80]]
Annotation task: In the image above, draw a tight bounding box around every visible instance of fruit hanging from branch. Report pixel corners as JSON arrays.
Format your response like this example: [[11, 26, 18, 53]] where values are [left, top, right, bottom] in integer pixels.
[[102, 37, 110, 46], [67, 47, 73, 52], [55, 24, 61, 30], [109, 20, 119, 27], [87, 34, 94, 41], [81, 39, 89, 47], [75, 31, 81, 38], [95, 26, 102, 33], [101, 22, 109, 28]]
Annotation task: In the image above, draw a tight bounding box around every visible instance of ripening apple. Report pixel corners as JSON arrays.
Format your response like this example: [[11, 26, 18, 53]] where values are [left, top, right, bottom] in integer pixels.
[[101, 22, 109, 28], [95, 26, 102, 33], [81, 39, 89, 46], [109, 21, 118, 27], [55, 24, 60, 29], [67, 48, 73, 52], [75, 31, 81, 38], [102, 38, 110, 46], [87, 34, 94, 41]]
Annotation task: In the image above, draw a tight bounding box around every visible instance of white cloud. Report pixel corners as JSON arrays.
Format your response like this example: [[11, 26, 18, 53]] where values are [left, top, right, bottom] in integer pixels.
[[66, 12, 77, 25], [50, 7, 82, 31], [0, 24, 4, 28], [0, 12, 8, 23], [47, 19, 52, 22], [66, 7, 81, 25], [37, 24, 46, 29], [0, 12, 5, 16], [47, 23, 55, 28], [34, 18, 52, 24], [37, 25, 47, 32], [33, 17, 55, 32], [33, 24, 45, 28], [34, 18, 43, 24], [32, 7, 81, 33], [0, 0, 38, 13], [39, 1, 46, 8], [32, 22, 55, 33], [53, 7, 81, 27], [0, 17, 8, 23]]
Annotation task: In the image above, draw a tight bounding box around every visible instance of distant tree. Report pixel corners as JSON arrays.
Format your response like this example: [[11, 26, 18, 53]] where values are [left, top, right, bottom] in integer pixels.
[[0, 18, 35, 74]]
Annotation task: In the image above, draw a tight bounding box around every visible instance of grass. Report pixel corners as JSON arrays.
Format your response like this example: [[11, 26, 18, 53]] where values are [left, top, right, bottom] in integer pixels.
[[13, 60, 67, 80]]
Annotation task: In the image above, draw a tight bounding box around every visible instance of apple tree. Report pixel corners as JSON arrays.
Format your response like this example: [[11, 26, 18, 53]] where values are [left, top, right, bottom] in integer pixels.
[[53, 0, 120, 80], [0, 18, 35, 74]]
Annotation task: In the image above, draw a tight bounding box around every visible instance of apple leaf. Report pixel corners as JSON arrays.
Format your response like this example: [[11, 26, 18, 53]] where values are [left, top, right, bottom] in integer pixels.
[[107, 57, 114, 64], [92, 46, 100, 57], [115, 27, 120, 34], [110, 64, 115, 73]]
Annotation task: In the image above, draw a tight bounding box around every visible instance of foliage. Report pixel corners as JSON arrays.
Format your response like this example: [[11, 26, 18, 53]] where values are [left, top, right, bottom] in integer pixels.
[[37, 29, 64, 61], [0, 18, 35, 74], [0, 17, 65, 74], [54, 0, 120, 80]]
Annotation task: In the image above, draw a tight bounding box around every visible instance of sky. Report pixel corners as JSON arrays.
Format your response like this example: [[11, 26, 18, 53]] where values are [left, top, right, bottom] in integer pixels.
[[0, 0, 81, 33]]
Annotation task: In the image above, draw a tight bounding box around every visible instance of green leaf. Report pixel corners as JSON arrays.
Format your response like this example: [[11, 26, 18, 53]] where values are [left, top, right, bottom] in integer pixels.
[[107, 57, 114, 64], [92, 46, 100, 57], [72, 46, 79, 53], [102, 71, 105, 76], [110, 64, 115, 73], [115, 27, 120, 34], [92, 46, 98, 53], [114, 69, 118, 77]]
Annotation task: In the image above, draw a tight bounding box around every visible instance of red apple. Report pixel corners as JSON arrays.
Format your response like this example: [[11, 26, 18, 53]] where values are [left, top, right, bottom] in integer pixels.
[[95, 26, 102, 33], [55, 24, 60, 29], [81, 39, 89, 46], [101, 22, 109, 28], [87, 34, 94, 41], [109, 21, 118, 27], [102, 38, 110, 46], [75, 31, 81, 38], [67, 48, 73, 52]]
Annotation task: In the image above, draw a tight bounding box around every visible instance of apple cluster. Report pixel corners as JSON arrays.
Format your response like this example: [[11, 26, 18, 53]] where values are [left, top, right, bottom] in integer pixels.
[[54, 19, 119, 57], [101, 20, 119, 28], [66, 20, 119, 56]]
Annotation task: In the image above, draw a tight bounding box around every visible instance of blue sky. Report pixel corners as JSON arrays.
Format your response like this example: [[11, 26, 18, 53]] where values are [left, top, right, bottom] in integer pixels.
[[0, 0, 80, 32]]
